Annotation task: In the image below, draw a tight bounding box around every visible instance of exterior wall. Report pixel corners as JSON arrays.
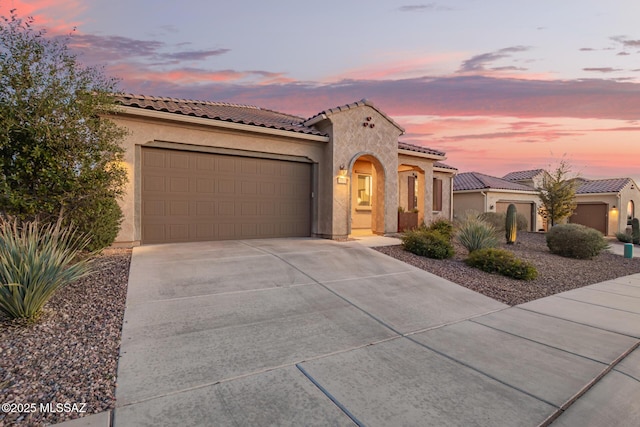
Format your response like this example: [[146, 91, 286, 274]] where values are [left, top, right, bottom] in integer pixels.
[[433, 170, 454, 222], [322, 106, 403, 238], [111, 114, 326, 244], [398, 154, 434, 225], [453, 192, 485, 219], [617, 184, 640, 234]]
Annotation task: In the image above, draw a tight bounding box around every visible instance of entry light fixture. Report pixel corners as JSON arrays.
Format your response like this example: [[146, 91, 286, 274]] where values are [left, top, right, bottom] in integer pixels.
[[337, 165, 348, 184]]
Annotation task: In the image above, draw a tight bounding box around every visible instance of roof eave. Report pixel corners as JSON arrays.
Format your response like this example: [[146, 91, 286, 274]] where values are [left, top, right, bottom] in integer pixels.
[[454, 188, 539, 194], [398, 149, 446, 161], [114, 106, 330, 142]]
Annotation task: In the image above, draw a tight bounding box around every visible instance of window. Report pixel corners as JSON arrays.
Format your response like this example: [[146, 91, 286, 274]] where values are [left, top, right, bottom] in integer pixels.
[[357, 175, 372, 207], [432, 178, 443, 211]]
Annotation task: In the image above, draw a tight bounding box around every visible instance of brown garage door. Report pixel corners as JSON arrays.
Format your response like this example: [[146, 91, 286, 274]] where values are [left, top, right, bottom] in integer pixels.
[[141, 147, 311, 244], [496, 202, 534, 231], [569, 203, 607, 234]]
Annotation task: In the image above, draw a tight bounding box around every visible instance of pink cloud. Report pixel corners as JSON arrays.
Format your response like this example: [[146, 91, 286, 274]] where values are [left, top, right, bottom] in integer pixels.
[[0, 0, 84, 34]]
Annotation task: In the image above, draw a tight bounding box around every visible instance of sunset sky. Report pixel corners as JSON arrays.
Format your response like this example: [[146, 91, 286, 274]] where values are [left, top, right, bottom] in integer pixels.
[[2, 0, 640, 182]]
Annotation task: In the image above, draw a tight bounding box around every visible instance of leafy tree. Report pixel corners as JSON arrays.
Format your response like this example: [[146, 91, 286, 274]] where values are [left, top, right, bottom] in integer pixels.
[[0, 10, 128, 249], [537, 160, 578, 227]]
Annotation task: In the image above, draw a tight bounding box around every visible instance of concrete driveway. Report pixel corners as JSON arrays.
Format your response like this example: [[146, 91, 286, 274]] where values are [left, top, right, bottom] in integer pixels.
[[114, 238, 640, 426]]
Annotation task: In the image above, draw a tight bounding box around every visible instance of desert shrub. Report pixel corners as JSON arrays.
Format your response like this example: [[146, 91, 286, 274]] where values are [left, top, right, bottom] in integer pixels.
[[0, 219, 93, 319], [456, 217, 499, 253], [428, 219, 454, 240], [401, 229, 454, 259], [65, 195, 123, 251], [478, 212, 529, 231], [546, 224, 610, 259], [465, 248, 538, 280], [616, 232, 633, 243]]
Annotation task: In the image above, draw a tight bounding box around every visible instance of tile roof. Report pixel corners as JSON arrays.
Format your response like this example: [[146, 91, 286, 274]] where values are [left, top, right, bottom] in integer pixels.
[[434, 161, 458, 171], [304, 99, 405, 133], [398, 141, 446, 157], [502, 169, 545, 181], [115, 94, 326, 137], [576, 178, 631, 194], [454, 172, 536, 192]]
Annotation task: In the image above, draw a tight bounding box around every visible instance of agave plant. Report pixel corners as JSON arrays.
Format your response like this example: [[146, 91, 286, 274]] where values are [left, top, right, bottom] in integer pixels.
[[0, 219, 93, 320], [456, 217, 499, 253]]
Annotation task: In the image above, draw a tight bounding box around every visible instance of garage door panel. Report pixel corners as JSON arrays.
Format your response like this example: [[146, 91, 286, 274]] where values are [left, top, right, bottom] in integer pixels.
[[141, 147, 311, 244], [496, 202, 534, 231], [570, 204, 607, 234]]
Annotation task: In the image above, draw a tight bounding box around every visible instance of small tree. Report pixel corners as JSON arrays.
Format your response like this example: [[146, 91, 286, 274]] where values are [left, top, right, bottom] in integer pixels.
[[537, 160, 578, 227], [0, 10, 128, 249]]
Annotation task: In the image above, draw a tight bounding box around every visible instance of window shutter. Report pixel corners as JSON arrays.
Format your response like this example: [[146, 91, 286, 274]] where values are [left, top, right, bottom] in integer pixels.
[[433, 178, 443, 211], [408, 176, 416, 211]]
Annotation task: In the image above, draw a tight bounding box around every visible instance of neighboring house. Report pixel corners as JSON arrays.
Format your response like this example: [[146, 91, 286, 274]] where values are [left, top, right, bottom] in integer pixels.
[[109, 95, 456, 245], [453, 172, 542, 231], [504, 170, 640, 236], [502, 169, 546, 189], [569, 178, 640, 236]]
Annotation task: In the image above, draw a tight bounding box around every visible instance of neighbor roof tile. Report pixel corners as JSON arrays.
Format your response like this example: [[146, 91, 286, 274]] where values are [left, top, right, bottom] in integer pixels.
[[576, 178, 631, 194], [454, 172, 536, 191]]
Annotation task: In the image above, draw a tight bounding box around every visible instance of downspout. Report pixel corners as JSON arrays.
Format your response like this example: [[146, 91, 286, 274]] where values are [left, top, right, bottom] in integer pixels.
[[481, 191, 488, 213], [450, 177, 454, 221], [617, 193, 622, 234]]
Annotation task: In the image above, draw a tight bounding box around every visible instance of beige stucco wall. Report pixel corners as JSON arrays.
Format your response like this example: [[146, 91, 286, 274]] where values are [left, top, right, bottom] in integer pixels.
[[317, 105, 403, 238], [111, 113, 327, 244], [453, 192, 485, 220]]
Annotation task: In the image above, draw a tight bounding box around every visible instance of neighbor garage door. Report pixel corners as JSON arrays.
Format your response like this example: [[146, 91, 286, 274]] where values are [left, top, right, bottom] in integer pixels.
[[141, 147, 311, 244], [569, 203, 607, 234], [496, 202, 534, 231]]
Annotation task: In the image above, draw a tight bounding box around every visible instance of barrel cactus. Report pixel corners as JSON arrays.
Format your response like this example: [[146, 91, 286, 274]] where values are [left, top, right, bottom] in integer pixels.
[[633, 218, 640, 244], [505, 204, 518, 244]]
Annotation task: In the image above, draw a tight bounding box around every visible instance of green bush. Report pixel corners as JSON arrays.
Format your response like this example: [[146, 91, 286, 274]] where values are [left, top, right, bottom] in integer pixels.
[[546, 224, 610, 259], [428, 219, 454, 240], [616, 232, 633, 243], [401, 229, 454, 259], [64, 195, 123, 251], [456, 218, 499, 253], [0, 219, 93, 319], [465, 248, 538, 280], [478, 212, 529, 231]]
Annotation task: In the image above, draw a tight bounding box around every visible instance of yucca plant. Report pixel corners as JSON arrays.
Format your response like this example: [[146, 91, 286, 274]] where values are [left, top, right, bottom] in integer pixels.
[[456, 217, 499, 253], [0, 219, 93, 320]]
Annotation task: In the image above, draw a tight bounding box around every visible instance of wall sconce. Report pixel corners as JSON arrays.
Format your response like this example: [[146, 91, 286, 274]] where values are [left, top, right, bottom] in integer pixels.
[[337, 165, 348, 184], [489, 205, 494, 210]]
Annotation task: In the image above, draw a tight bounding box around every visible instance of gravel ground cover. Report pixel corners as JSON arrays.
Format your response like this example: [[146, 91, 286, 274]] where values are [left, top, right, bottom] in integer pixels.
[[375, 232, 640, 306], [0, 248, 131, 427]]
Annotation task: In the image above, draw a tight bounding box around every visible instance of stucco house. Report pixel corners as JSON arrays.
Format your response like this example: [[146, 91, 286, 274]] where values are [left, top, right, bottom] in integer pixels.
[[453, 172, 542, 231], [110, 95, 456, 245], [501, 170, 640, 235]]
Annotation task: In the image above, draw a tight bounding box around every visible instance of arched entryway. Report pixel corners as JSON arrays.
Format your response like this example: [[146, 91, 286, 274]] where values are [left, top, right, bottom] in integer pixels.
[[349, 154, 386, 236]]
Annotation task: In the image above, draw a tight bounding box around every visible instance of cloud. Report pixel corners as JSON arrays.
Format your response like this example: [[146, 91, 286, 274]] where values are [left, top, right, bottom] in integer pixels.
[[0, 0, 84, 33], [113, 73, 640, 121], [583, 67, 622, 73], [579, 48, 596, 52], [162, 49, 231, 61], [611, 36, 640, 49], [66, 33, 230, 68], [398, 4, 453, 12], [457, 46, 531, 73]]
